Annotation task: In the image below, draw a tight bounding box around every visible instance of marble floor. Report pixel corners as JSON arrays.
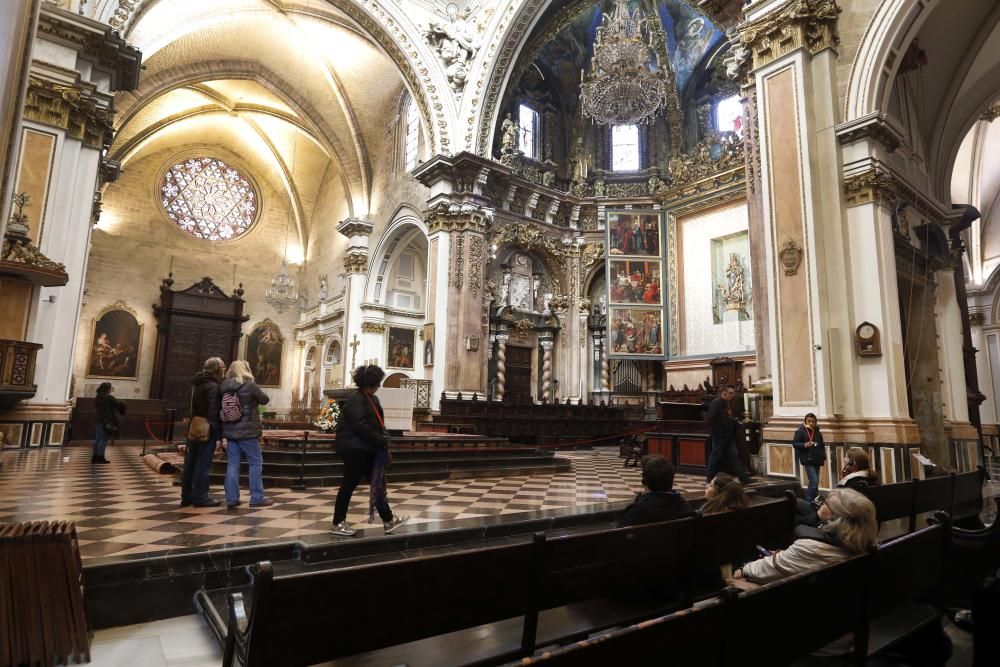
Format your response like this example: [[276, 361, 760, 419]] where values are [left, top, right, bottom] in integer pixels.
[[88, 615, 220, 667], [0, 445, 707, 562]]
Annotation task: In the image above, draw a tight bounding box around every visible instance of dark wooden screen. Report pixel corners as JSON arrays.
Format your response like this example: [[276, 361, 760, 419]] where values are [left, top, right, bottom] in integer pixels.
[[506, 345, 532, 403], [149, 276, 248, 416]]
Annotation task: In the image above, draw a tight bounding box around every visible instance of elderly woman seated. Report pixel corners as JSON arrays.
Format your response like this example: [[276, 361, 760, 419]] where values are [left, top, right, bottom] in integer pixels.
[[727, 489, 879, 656]]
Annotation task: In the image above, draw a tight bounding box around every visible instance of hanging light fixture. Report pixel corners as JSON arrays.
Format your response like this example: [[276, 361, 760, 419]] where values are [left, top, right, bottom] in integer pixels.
[[579, 0, 668, 126], [266, 138, 302, 313]]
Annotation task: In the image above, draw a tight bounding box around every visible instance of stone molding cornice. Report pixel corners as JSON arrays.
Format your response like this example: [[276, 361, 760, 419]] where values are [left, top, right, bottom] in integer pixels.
[[835, 112, 904, 153], [738, 0, 841, 71], [842, 161, 953, 224], [983, 103, 1000, 123], [336, 217, 374, 239], [423, 197, 494, 234], [360, 303, 427, 319], [39, 3, 141, 92], [24, 72, 114, 150]]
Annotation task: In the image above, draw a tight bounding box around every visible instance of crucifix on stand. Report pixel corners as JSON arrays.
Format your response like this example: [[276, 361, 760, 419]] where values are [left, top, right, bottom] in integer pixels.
[[349, 334, 360, 369]]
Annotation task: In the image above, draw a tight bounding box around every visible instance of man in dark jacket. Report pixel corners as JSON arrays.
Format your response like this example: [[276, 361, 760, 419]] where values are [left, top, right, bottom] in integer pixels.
[[180, 357, 224, 507], [618, 456, 696, 527], [705, 385, 749, 484]]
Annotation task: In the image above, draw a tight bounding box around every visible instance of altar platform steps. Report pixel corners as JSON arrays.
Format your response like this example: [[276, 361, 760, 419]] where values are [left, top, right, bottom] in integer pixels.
[[208, 447, 571, 489]]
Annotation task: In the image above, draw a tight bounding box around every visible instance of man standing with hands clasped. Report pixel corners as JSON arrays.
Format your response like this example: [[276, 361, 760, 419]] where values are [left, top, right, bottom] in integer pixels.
[[706, 385, 750, 485]]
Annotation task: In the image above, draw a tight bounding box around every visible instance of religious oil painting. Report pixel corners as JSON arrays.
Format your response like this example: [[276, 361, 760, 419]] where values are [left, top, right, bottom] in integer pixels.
[[87, 305, 142, 379], [609, 259, 662, 306], [387, 327, 416, 371], [607, 211, 661, 257], [609, 308, 664, 357], [246, 320, 283, 387], [423, 323, 435, 367]]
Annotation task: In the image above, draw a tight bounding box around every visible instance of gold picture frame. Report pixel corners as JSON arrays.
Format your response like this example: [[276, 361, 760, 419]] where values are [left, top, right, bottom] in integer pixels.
[[86, 301, 143, 380]]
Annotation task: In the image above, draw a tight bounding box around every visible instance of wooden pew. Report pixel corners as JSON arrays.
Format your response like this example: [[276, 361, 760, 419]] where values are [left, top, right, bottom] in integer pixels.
[[222, 497, 796, 667], [511, 521, 951, 667]]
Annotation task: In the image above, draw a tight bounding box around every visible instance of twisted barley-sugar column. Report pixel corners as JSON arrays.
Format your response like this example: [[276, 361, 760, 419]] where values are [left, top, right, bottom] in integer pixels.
[[495, 334, 507, 402], [601, 344, 610, 393], [541, 340, 553, 403]]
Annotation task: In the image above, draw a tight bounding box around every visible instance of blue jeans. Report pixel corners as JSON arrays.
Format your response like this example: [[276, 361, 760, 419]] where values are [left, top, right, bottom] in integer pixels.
[[707, 432, 745, 482], [803, 464, 820, 502], [92, 425, 108, 458], [181, 440, 216, 504], [224, 438, 265, 505]]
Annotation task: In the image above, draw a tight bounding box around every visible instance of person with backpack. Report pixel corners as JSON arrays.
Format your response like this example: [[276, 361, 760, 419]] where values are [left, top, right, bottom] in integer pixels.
[[92, 382, 126, 464], [220, 359, 272, 509], [330, 364, 408, 537]]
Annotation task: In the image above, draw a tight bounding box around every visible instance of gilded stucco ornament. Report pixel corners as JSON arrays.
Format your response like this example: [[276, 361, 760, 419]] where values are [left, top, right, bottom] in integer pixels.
[[423, 10, 482, 93], [779, 239, 803, 276], [24, 76, 114, 149], [738, 0, 841, 70], [842, 164, 947, 224], [361, 321, 386, 334], [424, 198, 494, 233]]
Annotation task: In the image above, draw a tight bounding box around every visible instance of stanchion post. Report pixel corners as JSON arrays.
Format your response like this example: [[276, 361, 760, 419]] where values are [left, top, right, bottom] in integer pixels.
[[290, 431, 308, 491], [164, 409, 176, 443]]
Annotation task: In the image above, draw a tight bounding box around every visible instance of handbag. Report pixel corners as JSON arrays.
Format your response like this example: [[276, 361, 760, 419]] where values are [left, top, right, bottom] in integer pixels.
[[187, 387, 211, 443]]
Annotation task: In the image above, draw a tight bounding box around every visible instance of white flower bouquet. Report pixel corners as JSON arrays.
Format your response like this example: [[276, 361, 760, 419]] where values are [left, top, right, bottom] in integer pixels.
[[313, 399, 341, 433]]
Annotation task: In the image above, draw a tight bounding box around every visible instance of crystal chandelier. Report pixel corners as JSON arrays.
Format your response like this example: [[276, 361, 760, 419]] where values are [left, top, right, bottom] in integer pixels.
[[265, 258, 299, 313], [580, 0, 668, 126]]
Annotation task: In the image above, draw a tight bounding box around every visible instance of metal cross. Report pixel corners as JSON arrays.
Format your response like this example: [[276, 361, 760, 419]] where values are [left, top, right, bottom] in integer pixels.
[[349, 334, 360, 369]]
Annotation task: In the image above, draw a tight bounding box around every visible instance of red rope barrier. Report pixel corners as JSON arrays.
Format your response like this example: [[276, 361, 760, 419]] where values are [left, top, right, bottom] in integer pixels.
[[143, 420, 171, 443]]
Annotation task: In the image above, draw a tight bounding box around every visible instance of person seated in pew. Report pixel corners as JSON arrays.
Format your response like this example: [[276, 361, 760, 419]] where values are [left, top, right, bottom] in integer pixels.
[[700, 473, 750, 516], [618, 456, 696, 528], [795, 448, 883, 527], [838, 447, 882, 491], [727, 489, 878, 656]]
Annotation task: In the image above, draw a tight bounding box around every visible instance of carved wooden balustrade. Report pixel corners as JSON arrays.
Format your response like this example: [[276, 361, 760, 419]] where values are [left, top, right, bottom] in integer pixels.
[[0, 339, 43, 406]]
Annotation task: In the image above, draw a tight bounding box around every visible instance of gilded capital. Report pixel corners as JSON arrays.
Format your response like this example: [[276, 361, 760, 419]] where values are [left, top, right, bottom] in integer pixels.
[[343, 251, 368, 274], [738, 0, 841, 70], [424, 198, 494, 235], [24, 76, 114, 149]]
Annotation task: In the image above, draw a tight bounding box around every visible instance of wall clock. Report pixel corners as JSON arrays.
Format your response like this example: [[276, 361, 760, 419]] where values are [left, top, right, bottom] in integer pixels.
[[856, 321, 882, 357]]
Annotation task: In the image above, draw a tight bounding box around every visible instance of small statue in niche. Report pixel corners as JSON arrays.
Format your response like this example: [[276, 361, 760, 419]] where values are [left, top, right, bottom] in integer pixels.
[[500, 271, 512, 305], [500, 113, 518, 155], [719, 253, 747, 313], [542, 170, 554, 188], [318, 274, 329, 302], [594, 178, 606, 198]]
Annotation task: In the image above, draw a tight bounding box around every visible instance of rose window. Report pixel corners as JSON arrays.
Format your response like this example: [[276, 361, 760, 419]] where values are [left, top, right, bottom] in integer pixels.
[[161, 157, 258, 240]]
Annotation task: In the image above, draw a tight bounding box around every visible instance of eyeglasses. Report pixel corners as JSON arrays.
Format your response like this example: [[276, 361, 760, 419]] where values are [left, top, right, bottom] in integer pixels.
[[844, 459, 857, 467]]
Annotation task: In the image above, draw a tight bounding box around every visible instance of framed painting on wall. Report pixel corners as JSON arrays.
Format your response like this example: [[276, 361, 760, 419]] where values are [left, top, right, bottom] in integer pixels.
[[422, 323, 434, 367], [87, 302, 142, 379], [609, 259, 662, 306], [608, 308, 664, 357], [387, 327, 416, 370], [246, 319, 283, 387], [607, 210, 661, 257]]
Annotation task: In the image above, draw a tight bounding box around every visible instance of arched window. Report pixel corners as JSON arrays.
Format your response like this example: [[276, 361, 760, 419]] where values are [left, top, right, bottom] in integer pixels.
[[325, 340, 341, 366], [404, 99, 420, 171], [611, 125, 639, 171], [716, 95, 743, 136], [518, 104, 539, 159]]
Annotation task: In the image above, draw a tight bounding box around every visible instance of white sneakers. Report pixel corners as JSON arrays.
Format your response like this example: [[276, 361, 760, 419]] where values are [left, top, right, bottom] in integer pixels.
[[383, 515, 409, 535], [330, 521, 356, 537]]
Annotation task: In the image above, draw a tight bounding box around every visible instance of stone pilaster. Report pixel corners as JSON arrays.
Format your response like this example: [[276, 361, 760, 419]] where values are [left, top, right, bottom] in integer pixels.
[[337, 217, 372, 386]]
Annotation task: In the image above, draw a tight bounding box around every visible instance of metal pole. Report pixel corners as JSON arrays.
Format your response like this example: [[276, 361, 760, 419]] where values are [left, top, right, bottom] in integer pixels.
[[291, 431, 308, 491]]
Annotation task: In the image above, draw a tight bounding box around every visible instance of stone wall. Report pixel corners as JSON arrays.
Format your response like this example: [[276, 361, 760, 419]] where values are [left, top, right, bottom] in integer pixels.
[[74, 145, 303, 408]]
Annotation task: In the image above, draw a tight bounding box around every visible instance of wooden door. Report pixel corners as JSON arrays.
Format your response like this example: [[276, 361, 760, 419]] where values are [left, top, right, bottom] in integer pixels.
[[505, 345, 532, 403], [150, 277, 247, 416]]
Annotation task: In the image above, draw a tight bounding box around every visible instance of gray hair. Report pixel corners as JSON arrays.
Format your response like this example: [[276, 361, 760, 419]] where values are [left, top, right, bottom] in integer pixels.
[[203, 357, 225, 372]]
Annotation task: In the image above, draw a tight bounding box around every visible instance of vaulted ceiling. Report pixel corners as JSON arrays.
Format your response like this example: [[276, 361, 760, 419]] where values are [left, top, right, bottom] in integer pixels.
[[107, 0, 412, 252]]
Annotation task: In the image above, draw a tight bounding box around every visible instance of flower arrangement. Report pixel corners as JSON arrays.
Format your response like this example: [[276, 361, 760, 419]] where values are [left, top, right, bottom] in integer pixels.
[[313, 399, 341, 433]]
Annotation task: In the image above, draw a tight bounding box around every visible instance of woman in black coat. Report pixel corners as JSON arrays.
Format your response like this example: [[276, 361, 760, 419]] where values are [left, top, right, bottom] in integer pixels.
[[93, 382, 126, 464], [330, 365, 408, 537]]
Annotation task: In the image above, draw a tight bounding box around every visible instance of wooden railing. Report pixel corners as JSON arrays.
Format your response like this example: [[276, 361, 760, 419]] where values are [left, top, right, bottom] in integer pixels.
[[0, 339, 42, 404]]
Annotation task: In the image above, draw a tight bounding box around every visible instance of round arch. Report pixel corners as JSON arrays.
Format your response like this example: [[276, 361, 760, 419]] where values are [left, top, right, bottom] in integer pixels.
[[365, 207, 429, 307]]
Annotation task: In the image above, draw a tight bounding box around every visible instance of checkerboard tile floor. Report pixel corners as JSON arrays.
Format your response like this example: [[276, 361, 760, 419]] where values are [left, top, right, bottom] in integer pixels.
[[0, 446, 707, 562]]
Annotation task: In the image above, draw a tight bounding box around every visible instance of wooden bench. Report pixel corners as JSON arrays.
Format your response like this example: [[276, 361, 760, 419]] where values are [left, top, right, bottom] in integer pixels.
[[222, 496, 797, 667], [511, 520, 951, 666]]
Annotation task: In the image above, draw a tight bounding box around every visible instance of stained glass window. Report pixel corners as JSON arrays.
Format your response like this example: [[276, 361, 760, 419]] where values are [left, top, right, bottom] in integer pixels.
[[161, 157, 258, 241]]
